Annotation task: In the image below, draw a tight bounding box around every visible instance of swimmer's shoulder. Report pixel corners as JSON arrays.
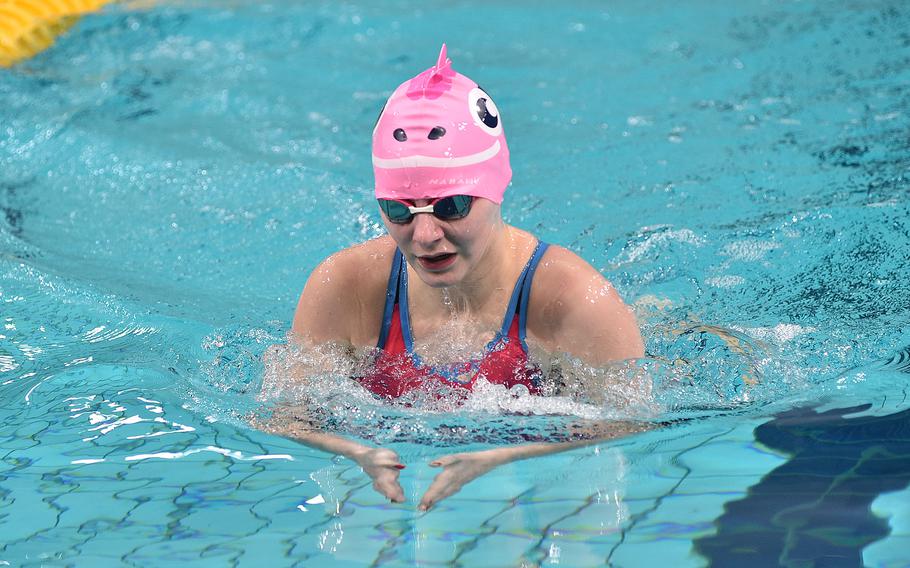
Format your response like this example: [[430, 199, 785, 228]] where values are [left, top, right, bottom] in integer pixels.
[[531, 243, 605, 293], [315, 235, 397, 281], [292, 236, 398, 345], [527, 243, 644, 363]]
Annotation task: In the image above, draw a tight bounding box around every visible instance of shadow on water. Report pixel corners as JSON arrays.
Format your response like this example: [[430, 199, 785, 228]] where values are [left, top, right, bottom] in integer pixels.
[[694, 403, 910, 567]]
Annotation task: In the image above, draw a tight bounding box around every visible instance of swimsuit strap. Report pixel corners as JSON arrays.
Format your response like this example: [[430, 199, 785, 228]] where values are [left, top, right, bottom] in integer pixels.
[[384, 241, 550, 354], [499, 241, 550, 349], [397, 251, 415, 352], [376, 249, 404, 349]]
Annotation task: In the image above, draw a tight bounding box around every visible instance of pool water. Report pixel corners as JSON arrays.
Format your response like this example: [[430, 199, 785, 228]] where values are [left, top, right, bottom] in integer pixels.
[[2, 1, 909, 566]]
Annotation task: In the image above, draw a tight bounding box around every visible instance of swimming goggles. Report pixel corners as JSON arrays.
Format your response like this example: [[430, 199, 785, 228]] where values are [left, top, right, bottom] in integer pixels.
[[378, 195, 474, 224]]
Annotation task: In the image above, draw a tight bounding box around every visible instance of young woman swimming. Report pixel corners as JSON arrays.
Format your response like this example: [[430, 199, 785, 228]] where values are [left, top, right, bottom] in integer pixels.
[[274, 45, 645, 510]]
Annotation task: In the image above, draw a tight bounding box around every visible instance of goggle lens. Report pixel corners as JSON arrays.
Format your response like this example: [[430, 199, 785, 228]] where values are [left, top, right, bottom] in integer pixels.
[[379, 199, 412, 222]]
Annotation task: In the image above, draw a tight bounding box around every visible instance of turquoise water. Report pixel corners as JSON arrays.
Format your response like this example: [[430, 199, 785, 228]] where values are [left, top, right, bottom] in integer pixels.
[[2, 1, 909, 566]]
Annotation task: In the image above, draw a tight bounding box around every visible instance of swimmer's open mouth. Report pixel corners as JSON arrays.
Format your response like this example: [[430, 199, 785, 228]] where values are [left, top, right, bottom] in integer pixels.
[[417, 252, 457, 270], [372, 140, 500, 169]]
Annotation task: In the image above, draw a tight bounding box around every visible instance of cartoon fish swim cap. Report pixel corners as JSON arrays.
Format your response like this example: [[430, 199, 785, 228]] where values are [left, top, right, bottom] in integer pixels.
[[372, 44, 511, 204]]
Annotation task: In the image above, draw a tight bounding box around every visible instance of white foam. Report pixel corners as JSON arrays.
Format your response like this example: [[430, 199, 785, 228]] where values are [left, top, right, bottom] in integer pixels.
[[706, 275, 746, 288], [739, 323, 816, 344], [616, 227, 704, 265], [721, 240, 780, 261], [259, 335, 658, 448]]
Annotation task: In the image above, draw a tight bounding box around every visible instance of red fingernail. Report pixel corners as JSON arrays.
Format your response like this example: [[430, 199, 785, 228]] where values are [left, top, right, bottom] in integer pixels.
[[394, 464, 406, 469]]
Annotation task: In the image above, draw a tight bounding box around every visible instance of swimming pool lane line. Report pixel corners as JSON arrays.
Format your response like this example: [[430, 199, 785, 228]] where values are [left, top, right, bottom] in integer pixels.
[[0, 0, 117, 67]]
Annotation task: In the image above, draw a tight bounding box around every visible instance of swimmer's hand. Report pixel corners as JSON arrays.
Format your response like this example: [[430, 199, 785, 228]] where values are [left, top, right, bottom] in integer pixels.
[[252, 406, 405, 503], [352, 447, 406, 503], [417, 421, 653, 511], [418, 450, 503, 512]]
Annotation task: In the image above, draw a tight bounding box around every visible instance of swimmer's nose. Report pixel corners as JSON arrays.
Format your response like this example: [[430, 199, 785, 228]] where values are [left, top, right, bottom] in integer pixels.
[[411, 209, 444, 244]]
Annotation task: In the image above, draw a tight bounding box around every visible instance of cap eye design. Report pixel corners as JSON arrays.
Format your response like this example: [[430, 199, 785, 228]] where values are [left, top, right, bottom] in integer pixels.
[[467, 87, 502, 136], [393, 128, 407, 142], [476, 100, 497, 128], [428, 126, 446, 140]]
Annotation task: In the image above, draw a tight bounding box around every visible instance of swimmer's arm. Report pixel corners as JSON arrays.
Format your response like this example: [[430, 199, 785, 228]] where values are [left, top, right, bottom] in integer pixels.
[[419, 420, 650, 511], [259, 348, 405, 502], [261, 404, 406, 503]]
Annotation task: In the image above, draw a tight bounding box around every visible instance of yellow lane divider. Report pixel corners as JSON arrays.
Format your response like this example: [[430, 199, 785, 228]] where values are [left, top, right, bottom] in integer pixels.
[[0, 0, 117, 67]]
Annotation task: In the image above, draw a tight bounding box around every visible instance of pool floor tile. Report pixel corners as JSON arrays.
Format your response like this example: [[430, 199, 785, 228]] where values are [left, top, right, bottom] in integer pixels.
[[180, 501, 268, 536], [870, 486, 910, 535], [228, 532, 298, 566], [126, 534, 240, 566], [53, 493, 137, 534], [610, 538, 707, 568], [862, 534, 910, 568], [74, 529, 159, 564], [486, 499, 596, 539], [547, 499, 630, 539], [534, 539, 614, 566], [455, 531, 541, 567]]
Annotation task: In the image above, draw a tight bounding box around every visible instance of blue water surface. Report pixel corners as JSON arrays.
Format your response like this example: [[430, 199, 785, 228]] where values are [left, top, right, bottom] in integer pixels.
[[1, 1, 909, 566]]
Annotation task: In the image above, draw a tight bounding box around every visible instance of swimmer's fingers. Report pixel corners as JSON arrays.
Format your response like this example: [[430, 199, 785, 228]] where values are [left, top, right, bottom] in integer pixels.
[[419, 452, 498, 512], [356, 448, 406, 503], [418, 467, 461, 511], [428, 454, 459, 468], [370, 469, 405, 503]]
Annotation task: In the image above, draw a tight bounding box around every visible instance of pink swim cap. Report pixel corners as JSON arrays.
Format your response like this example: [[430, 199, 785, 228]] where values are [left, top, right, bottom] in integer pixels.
[[372, 44, 511, 204]]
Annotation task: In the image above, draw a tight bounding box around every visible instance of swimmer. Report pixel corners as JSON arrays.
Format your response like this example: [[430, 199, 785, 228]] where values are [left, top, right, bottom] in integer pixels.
[[265, 45, 645, 510]]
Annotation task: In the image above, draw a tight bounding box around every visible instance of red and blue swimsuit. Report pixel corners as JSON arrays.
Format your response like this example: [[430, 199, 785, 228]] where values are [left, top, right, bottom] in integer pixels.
[[356, 242, 550, 399]]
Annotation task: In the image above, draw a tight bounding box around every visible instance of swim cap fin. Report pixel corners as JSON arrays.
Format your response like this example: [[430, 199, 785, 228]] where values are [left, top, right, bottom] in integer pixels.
[[435, 43, 448, 69]]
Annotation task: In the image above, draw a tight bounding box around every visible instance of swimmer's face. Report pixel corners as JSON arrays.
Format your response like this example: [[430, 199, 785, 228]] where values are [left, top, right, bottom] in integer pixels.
[[381, 197, 502, 288]]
